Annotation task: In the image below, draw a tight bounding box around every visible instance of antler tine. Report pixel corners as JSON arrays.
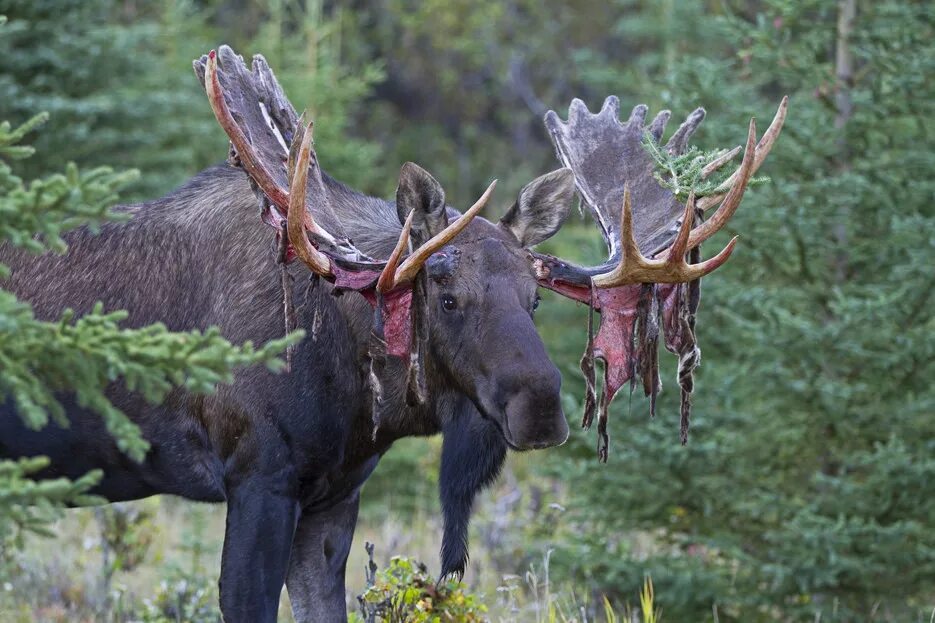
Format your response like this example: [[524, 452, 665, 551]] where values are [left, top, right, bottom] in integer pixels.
[[387, 179, 497, 289], [665, 107, 706, 156], [286, 123, 333, 277], [690, 235, 739, 275], [591, 186, 648, 287], [697, 96, 787, 210], [376, 211, 415, 293], [669, 117, 757, 254], [204, 50, 289, 209], [292, 120, 356, 254], [664, 190, 697, 264], [700, 145, 742, 180], [618, 183, 639, 260], [591, 186, 739, 286]]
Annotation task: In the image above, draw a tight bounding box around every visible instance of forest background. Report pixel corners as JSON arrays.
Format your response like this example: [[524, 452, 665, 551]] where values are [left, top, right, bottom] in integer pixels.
[[0, 0, 933, 621]]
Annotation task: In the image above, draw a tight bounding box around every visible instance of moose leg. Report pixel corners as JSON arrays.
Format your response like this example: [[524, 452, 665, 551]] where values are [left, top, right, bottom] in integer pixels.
[[219, 475, 300, 623], [286, 492, 360, 622]]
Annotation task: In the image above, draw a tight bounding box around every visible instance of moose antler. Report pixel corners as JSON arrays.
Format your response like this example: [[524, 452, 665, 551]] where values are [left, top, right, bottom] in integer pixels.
[[534, 96, 787, 289], [194, 46, 493, 352], [196, 45, 499, 424], [379, 178, 497, 292], [193, 46, 494, 386], [534, 96, 786, 458]]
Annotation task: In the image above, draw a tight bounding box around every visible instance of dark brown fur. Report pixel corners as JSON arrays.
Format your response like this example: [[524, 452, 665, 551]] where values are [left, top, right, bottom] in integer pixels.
[[0, 162, 573, 622]]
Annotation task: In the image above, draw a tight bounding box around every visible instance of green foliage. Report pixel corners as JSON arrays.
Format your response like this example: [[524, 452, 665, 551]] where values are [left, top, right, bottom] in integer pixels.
[[0, 457, 101, 554], [247, 0, 387, 194], [354, 554, 488, 623], [0, 117, 301, 462], [0, 113, 136, 263], [136, 569, 221, 623], [537, 0, 935, 620], [0, 0, 386, 200], [0, 117, 298, 580], [359, 437, 441, 523], [0, 497, 228, 621], [96, 503, 157, 577], [0, 0, 228, 200], [1, 298, 298, 460], [641, 133, 767, 203]]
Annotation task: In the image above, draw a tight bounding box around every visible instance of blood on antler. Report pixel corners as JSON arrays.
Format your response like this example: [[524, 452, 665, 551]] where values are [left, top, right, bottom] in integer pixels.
[[534, 95, 787, 458], [196, 46, 492, 296], [195, 45, 497, 426]]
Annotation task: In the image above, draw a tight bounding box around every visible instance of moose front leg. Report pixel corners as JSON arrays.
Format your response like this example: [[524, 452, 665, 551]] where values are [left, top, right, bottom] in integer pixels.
[[286, 492, 361, 622], [219, 473, 300, 622]]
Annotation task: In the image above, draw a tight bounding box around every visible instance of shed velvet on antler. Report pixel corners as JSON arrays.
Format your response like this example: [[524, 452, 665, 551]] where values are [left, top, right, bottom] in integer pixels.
[[195, 46, 495, 358], [196, 46, 501, 433], [534, 95, 787, 458]]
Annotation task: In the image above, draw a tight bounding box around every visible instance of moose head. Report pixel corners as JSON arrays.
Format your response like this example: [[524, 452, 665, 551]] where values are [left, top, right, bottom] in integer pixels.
[[398, 163, 578, 450]]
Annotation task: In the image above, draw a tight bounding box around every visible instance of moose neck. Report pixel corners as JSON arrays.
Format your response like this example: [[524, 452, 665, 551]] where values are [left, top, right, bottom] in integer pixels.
[[311, 173, 405, 261], [333, 354, 463, 468]]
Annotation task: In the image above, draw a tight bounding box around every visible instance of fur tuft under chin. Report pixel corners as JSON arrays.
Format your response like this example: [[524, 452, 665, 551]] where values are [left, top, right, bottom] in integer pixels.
[[438, 404, 507, 580]]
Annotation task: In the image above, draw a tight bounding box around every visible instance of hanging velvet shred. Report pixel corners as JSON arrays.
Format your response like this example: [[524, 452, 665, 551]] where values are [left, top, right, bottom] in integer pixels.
[[276, 219, 297, 372], [633, 282, 660, 417], [367, 291, 389, 439], [579, 285, 598, 431], [659, 245, 703, 445], [405, 270, 429, 407]]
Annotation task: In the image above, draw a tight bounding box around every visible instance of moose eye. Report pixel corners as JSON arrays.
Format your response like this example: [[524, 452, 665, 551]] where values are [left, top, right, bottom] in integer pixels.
[[532, 294, 541, 311], [441, 294, 458, 312]]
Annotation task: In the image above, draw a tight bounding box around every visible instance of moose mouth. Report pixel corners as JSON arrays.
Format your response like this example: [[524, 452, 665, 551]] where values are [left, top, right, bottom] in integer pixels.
[[501, 420, 533, 452], [472, 394, 569, 452], [497, 418, 540, 452]]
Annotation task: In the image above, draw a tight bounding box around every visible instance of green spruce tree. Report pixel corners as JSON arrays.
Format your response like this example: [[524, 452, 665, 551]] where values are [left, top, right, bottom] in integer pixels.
[[536, 1, 935, 620], [0, 114, 297, 566]]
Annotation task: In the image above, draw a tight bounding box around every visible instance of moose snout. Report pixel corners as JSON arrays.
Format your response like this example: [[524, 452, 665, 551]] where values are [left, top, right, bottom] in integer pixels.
[[501, 365, 569, 450]]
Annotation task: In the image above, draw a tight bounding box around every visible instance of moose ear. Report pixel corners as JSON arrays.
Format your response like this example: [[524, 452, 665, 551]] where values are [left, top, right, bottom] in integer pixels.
[[500, 168, 575, 247], [396, 162, 449, 245]]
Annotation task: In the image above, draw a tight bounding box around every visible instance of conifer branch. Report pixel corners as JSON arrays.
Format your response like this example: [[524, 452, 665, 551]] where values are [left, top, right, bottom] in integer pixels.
[[0, 117, 301, 555], [642, 131, 769, 204]]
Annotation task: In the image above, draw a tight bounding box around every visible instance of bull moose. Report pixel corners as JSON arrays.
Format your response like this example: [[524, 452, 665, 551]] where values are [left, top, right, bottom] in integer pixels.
[[0, 45, 785, 621]]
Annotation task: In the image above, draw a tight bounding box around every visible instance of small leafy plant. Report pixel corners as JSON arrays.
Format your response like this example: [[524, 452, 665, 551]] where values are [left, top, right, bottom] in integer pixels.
[[354, 543, 488, 623], [136, 568, 221, 623]]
